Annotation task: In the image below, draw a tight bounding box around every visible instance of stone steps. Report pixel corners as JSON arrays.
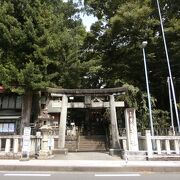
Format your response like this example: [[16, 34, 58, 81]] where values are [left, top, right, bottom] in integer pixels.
[[78, 135, 107, 151]]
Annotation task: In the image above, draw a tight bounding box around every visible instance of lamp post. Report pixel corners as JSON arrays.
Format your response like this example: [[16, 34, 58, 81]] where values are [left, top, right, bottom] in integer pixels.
[[142, 41, 154, 137], [156, 0, 180, 133]]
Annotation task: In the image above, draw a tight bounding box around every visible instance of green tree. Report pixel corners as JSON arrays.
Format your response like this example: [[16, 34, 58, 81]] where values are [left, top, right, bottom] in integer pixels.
[[83, 0, 179, 129], [0, 0, 86, 133]]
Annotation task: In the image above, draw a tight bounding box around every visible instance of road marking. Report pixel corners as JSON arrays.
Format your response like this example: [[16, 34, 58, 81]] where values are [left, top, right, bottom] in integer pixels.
[[95, 173, 141, 177], [4, 173, 51, 177]]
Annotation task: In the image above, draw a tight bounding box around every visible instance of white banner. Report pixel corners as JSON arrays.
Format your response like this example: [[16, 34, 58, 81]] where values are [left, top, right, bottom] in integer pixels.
[[22, 127, 31, 158]]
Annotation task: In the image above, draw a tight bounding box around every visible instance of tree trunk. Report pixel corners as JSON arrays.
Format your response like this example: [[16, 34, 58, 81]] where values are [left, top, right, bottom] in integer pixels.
[[31, 91, 41, 123], [20, 89, 33, 135]]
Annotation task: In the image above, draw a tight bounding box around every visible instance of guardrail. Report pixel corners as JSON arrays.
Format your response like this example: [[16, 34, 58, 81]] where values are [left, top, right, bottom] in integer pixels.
[[0, 135, 41, 158], [119, 130, 180, 159], [1, 130, 180, 159], [146, 130, 180, 158]]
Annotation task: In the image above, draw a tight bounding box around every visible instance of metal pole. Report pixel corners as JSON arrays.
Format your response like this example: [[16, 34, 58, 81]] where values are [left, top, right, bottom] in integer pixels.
[[142, 45, 154, 137], [156, 0, 180, 133], [167, 77, 175, 132]]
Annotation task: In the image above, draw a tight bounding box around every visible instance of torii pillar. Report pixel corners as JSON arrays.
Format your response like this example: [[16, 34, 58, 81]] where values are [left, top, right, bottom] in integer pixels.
[[109, 95, 120, 155], [58, 95, 68, 154]]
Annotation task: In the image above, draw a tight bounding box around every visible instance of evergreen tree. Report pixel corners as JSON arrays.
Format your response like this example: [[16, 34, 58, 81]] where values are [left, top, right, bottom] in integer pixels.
[[0, 0, 86, 133], [83, 0, 179, 130]]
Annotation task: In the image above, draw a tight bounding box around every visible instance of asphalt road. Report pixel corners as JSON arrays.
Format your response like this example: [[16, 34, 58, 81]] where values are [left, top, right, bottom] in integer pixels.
[[1, 172, 180, 180]]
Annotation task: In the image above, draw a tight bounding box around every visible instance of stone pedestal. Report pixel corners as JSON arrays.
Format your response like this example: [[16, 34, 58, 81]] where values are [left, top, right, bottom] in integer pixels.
[[121, 110, 146, 161], [109, 148, 121, 156], [121, 150, 147, 161], [39, 125, 53, 159], [53, 148, 68, 155]]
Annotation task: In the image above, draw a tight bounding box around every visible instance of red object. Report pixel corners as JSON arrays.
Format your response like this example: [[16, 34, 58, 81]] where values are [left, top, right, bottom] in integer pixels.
[[0, 86, 5, 93]]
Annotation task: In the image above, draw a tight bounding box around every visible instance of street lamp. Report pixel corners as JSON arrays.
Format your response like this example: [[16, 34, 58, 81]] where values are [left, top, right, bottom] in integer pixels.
[[156, 0, 180, 133], [142, 41, 154, 137]]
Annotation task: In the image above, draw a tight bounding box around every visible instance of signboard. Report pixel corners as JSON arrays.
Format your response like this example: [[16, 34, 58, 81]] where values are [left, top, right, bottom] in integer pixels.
[[22, 127, 31, 159]]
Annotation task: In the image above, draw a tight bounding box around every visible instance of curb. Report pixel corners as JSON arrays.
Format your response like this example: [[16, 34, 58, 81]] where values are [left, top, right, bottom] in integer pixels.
[[1, 165, 180, 172]]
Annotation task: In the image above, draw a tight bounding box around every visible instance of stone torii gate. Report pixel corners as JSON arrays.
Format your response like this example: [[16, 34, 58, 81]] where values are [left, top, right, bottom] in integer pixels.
[[46, 87, 127, 154]]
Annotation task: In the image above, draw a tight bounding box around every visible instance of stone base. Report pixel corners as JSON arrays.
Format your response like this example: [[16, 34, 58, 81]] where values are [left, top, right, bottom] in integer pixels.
[[121, 150, 147, 161], [148, 154, 180, 161], [109, 149, 121, 156], [0, 152, 21, 159], [38, 155, 54, 160], [20, 151, 30, 161], [19, 157, 30, 161], [38, 150, 53, 159], [53, 148, 68, 155]]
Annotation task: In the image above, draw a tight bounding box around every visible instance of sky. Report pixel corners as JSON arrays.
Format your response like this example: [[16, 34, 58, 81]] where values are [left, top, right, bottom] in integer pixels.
[[63, 0, 97, 31], [80, 14, 97, 31]]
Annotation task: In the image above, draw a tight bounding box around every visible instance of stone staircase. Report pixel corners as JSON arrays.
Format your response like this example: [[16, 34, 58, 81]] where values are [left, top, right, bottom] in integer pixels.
[[78, 135, 107, 151]]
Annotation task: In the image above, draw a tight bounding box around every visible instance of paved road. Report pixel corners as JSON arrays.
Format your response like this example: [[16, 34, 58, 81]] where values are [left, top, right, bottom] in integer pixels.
[[1, 172, 180, 180]]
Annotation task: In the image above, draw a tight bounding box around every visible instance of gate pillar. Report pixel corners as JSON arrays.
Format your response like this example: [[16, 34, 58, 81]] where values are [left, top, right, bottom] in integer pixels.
[[58, 95, 68, 150], [109, 95, 120, 150]]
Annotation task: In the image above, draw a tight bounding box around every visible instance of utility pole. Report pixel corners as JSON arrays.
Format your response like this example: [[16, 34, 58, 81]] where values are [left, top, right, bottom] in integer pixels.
[[167, 77, 175, 133], [156, 0, 180, 133]]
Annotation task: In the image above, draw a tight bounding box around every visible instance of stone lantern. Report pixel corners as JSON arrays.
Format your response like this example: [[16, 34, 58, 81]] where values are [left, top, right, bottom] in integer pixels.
[[37, 107, 53, 127], [37, 108, 54, 159], [39, 124, 53, 159]]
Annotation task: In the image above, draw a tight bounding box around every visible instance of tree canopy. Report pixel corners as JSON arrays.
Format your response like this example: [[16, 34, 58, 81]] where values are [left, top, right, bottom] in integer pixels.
[[0, 0, 87, 133], [83, 0, 180, 130], [0, 0, 179, 132], [0, 0, 86, 92]]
